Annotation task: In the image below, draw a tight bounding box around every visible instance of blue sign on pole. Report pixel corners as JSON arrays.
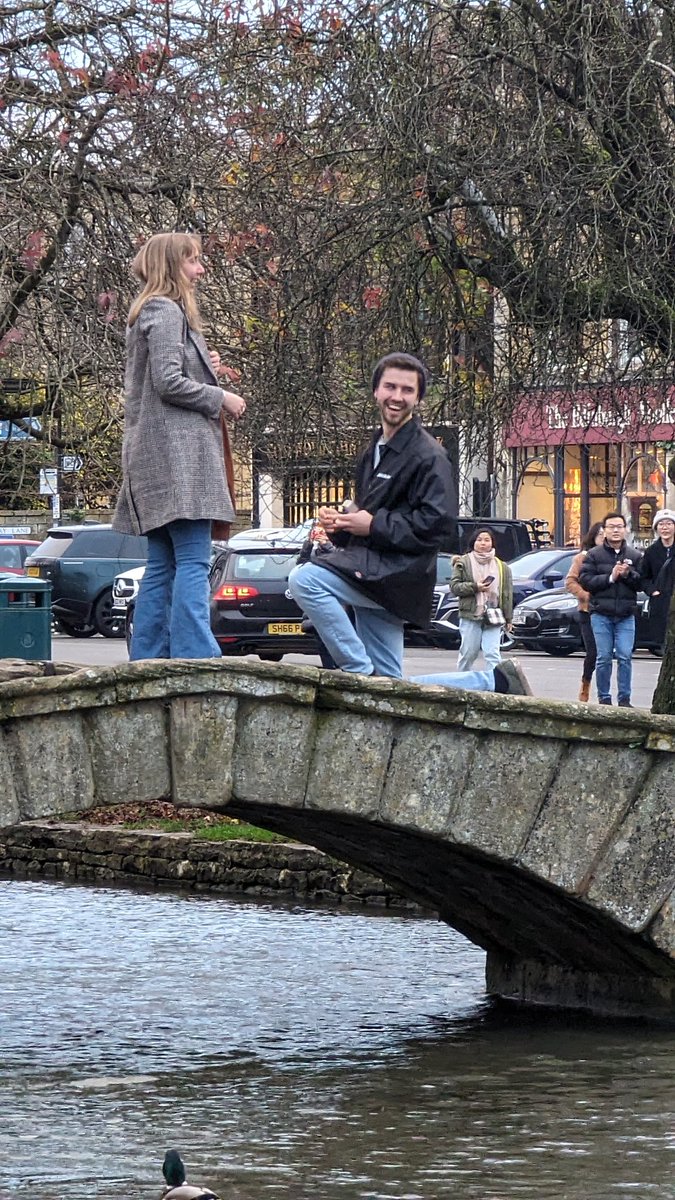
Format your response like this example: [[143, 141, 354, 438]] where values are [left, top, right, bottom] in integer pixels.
[[0, 418, 41, 440]]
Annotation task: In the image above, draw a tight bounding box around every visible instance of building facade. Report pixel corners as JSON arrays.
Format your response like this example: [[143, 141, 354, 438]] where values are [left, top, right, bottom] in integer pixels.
[[506, 387, 675, 547]]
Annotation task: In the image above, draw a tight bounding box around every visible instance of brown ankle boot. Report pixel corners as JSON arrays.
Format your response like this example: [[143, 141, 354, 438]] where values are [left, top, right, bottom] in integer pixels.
[[578, 678, 590, 702]]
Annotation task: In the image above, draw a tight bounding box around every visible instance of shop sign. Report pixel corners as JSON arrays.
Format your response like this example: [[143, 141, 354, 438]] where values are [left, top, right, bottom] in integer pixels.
[[506, 388, 675, 447]]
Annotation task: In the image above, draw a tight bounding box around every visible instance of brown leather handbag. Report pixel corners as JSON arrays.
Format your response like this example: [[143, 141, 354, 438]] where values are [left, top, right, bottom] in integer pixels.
[[212, 411, 237, 541]]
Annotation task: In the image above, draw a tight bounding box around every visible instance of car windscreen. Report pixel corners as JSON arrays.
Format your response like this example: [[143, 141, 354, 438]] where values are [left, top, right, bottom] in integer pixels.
[[510, 550, 570, 577], [0, 544, 23, 569], [28, 532, 74, 559], [227, 552, 297, 581], [436, 554, 454, 585]]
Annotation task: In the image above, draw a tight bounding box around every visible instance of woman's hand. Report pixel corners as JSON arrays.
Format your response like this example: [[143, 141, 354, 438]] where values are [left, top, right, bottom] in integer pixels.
[[222, 390, 246, 419], [477, 580, 492, 592], [209, 349, 222, 374]]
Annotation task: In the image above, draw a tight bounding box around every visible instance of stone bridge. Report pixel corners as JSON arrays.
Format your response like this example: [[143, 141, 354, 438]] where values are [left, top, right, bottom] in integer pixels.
[[0, 658, 674, 1022]]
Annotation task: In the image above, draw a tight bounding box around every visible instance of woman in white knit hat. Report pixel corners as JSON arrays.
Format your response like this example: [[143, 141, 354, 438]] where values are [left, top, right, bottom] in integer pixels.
[[639, 509, 675, 650]]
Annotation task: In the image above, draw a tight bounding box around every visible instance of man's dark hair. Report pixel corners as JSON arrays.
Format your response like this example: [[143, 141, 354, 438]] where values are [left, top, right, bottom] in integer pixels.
[[603, 511, 626, 525], [371, 352, 427, 401], [581, 521, 604, 550], [467, 527, 495, 551]]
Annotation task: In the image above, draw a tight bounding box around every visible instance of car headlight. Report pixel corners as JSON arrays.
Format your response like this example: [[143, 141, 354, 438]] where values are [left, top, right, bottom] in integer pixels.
[[539, 595, 577, 612], [513, 606, 526, 621]]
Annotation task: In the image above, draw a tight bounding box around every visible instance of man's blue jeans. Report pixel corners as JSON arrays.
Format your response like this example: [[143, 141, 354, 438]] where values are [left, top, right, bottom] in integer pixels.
[[409, 670, 496, 691], [590, 613, 635, 704], [130, 518, 221, 661], [288, 562, 498, 692], [288, 562, 405, 676]]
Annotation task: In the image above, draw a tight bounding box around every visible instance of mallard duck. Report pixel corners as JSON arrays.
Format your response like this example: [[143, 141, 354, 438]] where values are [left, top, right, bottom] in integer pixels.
[[161, 1150, 219, 1199]]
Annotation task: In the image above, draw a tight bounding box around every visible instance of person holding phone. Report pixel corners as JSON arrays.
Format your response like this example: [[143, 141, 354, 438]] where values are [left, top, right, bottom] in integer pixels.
[[450, 528, 513, 670], [579, 511, 642, 706]]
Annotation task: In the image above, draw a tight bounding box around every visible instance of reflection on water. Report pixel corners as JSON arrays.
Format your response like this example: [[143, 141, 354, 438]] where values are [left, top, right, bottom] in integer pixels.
[[0, 879, 673, 1199]]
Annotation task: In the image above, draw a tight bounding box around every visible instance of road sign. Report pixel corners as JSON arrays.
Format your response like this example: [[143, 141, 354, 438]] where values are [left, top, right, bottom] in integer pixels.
[[60, 454, 83, 473], [39, 468, 58, 495], [0, 526, 31, 536], [51, 493, 61, 520]]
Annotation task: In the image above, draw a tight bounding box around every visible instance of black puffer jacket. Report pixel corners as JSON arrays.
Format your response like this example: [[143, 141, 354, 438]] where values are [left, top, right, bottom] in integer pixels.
[[578, 539, 642, 618], [639, 539, 675, 646], [316, 417, 455, 626]]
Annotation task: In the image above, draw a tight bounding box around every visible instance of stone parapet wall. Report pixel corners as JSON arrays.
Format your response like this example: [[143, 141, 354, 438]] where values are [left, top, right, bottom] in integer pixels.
[[1, 658, 674, 1019], [0, 822, 422, 910]]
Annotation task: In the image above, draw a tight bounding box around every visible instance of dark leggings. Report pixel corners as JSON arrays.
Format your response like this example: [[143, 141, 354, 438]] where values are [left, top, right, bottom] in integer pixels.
[[578, 610, 597, 681]]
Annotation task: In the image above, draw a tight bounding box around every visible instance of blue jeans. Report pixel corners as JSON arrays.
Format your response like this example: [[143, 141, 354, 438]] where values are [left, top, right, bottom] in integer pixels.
[[410, 670, 496, 691], [288, 562, 405, 676], [458, 618, 503, 670], [130, 519, 221, 661], [590, 613, 634, 704]]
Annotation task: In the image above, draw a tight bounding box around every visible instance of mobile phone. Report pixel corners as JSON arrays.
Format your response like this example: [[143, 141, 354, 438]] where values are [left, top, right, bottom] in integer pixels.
[[484, 575, 495, 584]]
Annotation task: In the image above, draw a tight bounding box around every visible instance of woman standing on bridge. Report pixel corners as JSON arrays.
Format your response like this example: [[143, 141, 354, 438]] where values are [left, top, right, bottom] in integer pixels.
[[113, 232, 246, 659]]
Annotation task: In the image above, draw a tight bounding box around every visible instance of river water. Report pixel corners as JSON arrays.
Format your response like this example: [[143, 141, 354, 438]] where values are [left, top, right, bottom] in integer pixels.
[[1, 878, 673, 1200]]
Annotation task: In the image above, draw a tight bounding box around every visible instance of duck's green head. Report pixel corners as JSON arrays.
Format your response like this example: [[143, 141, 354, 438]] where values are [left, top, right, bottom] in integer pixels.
[[163, 1150, 186, 1188]]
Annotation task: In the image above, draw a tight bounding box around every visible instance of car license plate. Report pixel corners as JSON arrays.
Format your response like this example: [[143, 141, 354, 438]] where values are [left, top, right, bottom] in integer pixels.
[[26, 566, 40, 577], [267, 622, 303, 635]]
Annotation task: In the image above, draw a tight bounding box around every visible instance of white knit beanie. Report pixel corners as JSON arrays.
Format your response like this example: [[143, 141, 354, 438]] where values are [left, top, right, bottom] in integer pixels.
[[652, 508, 675, 529]]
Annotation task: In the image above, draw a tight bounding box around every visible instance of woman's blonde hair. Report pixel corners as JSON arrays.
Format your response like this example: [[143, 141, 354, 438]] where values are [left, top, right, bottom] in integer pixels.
[[127, 232, 202, 330]]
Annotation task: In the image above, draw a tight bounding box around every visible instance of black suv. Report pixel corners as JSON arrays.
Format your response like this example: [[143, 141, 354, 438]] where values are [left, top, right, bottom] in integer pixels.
[[442, 517, 541, 562], [25, 524, 147, 638]]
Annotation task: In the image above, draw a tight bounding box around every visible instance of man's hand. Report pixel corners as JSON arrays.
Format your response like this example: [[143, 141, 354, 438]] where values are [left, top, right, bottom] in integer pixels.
[[611, 561, 631, 582], [334, 509, 373, 536], [318, 505, 341, 532]]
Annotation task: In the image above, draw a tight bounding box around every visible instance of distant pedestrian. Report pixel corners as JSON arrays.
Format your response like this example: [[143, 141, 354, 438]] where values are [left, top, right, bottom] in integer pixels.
[[113, 232, 246, 660], [579, 512, 642, 706], [639, 508, 675, 652], [450, 528, 513, 671], [565, 521, 605, 702]]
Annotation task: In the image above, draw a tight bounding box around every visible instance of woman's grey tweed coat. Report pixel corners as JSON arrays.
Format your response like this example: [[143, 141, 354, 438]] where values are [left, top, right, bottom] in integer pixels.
[[113, 297, 235, 536]]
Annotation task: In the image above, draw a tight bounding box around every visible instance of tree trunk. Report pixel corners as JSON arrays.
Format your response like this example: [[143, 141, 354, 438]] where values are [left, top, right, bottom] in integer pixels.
[[650, 587, 675, 714]]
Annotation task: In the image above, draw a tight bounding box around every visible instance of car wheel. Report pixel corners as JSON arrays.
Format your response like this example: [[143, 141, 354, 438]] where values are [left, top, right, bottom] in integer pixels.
[[53, 617, 97, 638], [259, 652, 283, 662], [542, 645, 577, 656], [93, 589, 125, 639], [500, 629, 516, 652]]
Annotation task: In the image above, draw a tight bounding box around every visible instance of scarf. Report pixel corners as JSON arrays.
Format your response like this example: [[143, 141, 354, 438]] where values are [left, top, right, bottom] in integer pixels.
[[468, 548, 499, 616]]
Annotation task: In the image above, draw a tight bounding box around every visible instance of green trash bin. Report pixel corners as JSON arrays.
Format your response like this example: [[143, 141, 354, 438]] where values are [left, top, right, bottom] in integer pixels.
[[0, 577, 52, 660]]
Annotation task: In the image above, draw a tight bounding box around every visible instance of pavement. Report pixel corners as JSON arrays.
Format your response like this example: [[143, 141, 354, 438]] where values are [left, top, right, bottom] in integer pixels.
[[50, 635, 663, 710]]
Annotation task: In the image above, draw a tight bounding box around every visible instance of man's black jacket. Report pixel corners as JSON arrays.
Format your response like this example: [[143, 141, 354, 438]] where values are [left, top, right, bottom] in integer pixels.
[[317, 417, 455, 626], [578, 538, 642, 619]]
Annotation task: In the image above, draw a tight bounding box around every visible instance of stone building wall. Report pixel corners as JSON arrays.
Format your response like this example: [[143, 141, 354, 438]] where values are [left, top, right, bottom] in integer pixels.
[[0, 822, 424, 911]]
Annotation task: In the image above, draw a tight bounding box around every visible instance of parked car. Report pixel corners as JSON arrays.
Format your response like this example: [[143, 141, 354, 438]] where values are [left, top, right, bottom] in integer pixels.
[[441, 517, 544, 562], [122, 539, 466, 658], [0, 537, 40, 575], [25, 524, 147, 638], [507, 547, 581, 605], [511, 587, 664, 656]]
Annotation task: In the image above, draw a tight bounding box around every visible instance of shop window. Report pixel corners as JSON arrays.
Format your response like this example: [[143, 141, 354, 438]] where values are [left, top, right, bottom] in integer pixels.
[[515, 455, 554, 536], [621, 448, 667, 546]]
